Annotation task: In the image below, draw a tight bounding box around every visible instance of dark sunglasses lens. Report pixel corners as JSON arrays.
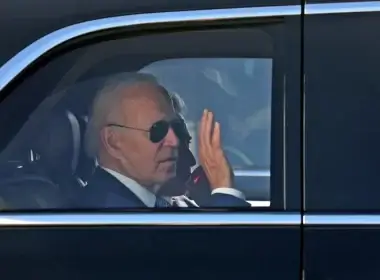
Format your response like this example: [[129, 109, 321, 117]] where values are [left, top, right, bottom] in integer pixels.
[[150, 120, 170, 143]]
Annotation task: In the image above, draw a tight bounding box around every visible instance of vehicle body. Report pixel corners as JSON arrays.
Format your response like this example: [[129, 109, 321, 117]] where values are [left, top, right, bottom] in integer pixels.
[[0, 0, 380, 279]]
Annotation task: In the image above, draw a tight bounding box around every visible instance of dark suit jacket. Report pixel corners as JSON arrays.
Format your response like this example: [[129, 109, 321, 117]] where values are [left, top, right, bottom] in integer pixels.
[[80, 168, 251, 208]]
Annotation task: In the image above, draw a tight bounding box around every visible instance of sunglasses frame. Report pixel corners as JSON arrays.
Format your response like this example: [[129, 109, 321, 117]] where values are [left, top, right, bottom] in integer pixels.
[[106, 119, 189, 143]]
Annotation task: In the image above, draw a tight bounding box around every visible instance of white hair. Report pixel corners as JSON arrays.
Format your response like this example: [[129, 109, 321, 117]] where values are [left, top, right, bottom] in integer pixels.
[[84, 72, 173, 159], [171, 91, 187, 116]]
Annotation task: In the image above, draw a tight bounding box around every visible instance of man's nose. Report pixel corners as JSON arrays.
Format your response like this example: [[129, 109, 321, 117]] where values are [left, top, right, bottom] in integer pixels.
[[163, 127, 179, 147]]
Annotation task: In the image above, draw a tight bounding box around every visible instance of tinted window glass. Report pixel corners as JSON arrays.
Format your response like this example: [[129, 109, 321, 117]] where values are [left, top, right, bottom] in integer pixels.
[[140, 58, 273, 167], [0, 21, 298, 210]]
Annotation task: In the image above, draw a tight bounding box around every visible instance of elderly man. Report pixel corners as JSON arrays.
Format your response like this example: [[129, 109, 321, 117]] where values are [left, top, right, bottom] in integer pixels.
[[82, 72, 250, 208]]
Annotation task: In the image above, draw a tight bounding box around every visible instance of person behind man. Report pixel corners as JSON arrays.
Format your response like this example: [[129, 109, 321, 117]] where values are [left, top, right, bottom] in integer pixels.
[[155, 92, 196, 196], [157, 92, 216, 206], [81, 72, 250, 208]]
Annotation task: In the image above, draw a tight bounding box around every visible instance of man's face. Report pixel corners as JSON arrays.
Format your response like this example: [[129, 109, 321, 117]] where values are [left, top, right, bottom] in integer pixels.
[[105, 83, 179, 186], [155, 116, 197, 196]]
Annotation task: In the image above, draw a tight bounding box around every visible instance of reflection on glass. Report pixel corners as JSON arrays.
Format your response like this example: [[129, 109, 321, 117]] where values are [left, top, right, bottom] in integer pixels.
[[0, 58, 272, 210]]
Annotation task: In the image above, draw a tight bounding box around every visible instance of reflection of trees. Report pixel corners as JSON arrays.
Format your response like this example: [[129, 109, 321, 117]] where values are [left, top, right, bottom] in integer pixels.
[[228, 106, 271, 141], [202, 68, 238, 97], [140, 57, 272, 169]]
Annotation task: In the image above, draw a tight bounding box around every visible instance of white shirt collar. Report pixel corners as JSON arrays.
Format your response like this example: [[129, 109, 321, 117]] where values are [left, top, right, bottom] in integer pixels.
[[100, 166, 172, 207]]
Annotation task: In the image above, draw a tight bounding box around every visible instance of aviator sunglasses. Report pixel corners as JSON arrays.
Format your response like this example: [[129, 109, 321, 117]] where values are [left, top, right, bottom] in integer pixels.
[[106, 119, 191, 143]]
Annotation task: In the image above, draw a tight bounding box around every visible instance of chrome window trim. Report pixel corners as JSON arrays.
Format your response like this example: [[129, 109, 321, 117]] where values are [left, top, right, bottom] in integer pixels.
[[304, 214, 380, 226], [1, 2, 380, 92], [0, 213, 379, 226], [0, 213, 301, 226], [0, 4, 299, 92], [306, 1, 380, 15], [234, 170, 269, 177]]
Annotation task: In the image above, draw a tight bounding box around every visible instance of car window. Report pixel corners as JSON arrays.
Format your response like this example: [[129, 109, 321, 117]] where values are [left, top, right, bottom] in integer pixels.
[[0, 14, 301, 211]]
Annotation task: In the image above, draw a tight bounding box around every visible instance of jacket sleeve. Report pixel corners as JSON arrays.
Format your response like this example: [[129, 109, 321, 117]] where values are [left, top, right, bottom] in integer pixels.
[[207, 192, 251, 207]]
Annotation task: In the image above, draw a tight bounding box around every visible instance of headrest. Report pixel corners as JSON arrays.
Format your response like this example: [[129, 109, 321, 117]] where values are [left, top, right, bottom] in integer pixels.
[[32, 109, 81, 177]]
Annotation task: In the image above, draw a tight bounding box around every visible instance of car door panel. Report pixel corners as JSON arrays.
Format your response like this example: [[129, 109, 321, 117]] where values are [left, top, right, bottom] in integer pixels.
[[304, 2, 380, 279], [0, 4, 302, 279]]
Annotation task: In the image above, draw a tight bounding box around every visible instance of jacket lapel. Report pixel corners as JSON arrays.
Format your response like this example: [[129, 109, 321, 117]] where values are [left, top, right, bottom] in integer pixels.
[[89, 168, 147, 208]]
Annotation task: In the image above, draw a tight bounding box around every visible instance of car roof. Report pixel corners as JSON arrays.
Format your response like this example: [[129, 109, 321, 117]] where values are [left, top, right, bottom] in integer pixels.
[[0, 0, 298, 66]]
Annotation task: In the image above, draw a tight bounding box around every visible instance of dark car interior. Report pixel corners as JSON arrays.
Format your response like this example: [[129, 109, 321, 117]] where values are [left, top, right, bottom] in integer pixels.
[[0, 56, 273, 210], [0, 78, 104, 209]]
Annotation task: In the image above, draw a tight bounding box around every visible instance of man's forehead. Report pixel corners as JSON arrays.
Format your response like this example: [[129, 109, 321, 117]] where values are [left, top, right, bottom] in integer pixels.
[[118, 83, 175, 122], [120, 82, 170, 104]]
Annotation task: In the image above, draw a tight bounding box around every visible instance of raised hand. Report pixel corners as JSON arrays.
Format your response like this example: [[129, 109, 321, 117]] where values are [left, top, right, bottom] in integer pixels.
[[198, 109, 233, 190]]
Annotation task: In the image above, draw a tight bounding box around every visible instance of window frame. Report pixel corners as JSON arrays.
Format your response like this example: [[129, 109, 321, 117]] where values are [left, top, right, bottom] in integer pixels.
[[0, 2, 334, 226]]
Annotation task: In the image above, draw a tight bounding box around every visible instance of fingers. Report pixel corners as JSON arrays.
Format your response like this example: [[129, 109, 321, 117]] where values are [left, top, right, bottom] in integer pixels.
[[199, 109, 220, 147], [204, 109, 213, 146], [198, 110, 231, 189], [199, 109, 222, 159], [199, 109, 211, 162], [211, 121, 221, 149]]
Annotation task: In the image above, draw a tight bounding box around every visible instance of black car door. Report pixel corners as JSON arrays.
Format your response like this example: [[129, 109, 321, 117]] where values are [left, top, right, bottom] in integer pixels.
[[0, 2, 302, 279], [304, 1, 380, 279]]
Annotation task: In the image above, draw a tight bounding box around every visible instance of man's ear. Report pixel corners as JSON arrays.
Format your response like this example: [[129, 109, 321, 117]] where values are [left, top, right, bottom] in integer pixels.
[[100, 127, 123, 160]]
